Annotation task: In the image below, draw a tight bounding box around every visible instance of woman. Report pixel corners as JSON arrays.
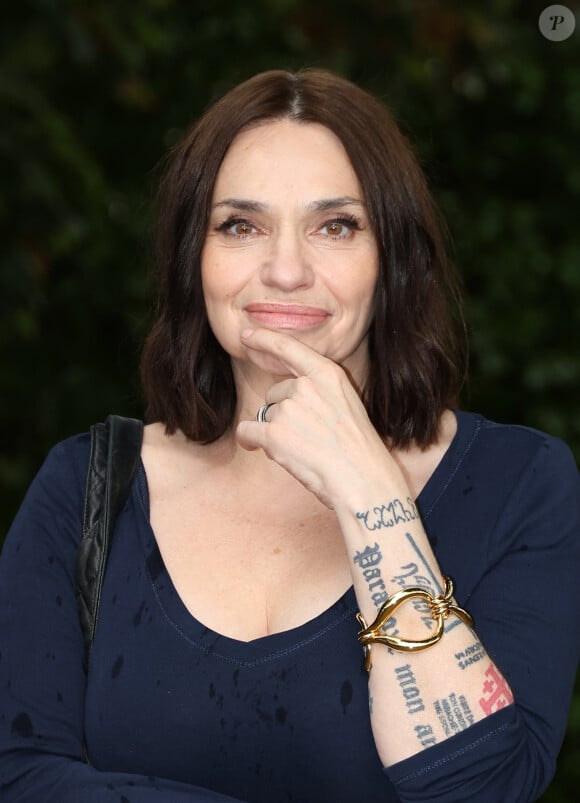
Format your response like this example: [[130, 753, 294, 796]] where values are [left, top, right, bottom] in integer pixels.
[[1, 69, 579, 802]]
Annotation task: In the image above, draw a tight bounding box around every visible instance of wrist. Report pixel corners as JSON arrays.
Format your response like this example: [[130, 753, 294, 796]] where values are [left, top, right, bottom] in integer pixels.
[[331, 469, 415, 524]]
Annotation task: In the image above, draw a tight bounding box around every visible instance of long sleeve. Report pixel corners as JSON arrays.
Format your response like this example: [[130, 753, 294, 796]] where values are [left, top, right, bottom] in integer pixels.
[[383, 427, 580, 801], [0, 437, 243, 803], [2, 418, 579, 802]]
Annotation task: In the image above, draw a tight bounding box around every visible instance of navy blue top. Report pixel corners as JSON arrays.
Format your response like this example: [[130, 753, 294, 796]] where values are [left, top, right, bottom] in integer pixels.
[[1, 411, 580, 802]]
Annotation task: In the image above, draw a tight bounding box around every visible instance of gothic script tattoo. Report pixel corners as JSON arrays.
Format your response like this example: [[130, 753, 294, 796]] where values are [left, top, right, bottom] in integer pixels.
[[353, 543, 400, 641], [414, 723, 437, 749], [356, 497, 419, 532], [353, 542, 389, 609], [394, 663, 425, 715]]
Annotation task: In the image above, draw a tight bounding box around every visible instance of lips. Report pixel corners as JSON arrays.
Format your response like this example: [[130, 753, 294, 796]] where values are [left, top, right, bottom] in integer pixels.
[[245, 303, 330, 330]]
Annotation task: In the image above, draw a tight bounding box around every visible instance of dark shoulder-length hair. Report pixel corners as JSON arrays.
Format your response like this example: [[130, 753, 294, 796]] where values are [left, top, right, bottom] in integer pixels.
[[141, 68, 466, 448]]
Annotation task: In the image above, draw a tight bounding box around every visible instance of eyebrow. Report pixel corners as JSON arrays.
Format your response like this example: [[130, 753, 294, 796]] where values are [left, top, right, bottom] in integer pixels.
[[212, 196, 365, 213]]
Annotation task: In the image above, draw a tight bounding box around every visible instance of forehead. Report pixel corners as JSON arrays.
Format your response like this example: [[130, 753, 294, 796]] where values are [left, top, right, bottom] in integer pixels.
[[212, 119, 362, 200]]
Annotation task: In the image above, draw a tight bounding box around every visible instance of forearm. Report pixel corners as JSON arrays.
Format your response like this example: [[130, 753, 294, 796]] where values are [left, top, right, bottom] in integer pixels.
[[235, 330, 580, 794], [334, 473, 513, 767]]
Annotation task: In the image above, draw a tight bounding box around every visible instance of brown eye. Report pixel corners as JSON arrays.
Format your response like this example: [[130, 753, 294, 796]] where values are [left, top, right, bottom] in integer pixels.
[[318, 215, 361, 239], [232, 221, 254, 236], [325, 222, 344, 237], [320, 219, 357, 239], [216, 217, 259, 238]]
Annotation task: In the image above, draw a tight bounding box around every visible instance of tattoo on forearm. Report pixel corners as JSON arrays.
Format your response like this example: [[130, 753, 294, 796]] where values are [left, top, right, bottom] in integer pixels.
[[394, 663, 425, 715], [353, 542, 401, 656], [391, 562, 432, 589], [402, 533, 462, 635], [390, 561, 439, 631], [353, 542, 388, 606], [414, 723, 437, 748], [353, 530, 466, 647], [455, 641, 486, 670], [433, 693, 474, 737], [479, 663, 514, 714], [356, 497, 419, 532], [404, 533, 442, 593]]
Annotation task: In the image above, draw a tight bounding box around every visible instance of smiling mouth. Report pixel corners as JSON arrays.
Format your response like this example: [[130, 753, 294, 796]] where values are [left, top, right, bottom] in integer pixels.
[[245, 303, 330, 330]]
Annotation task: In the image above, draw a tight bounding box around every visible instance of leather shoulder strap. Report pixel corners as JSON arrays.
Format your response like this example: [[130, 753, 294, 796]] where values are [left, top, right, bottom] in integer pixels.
[[76, 415, 144, 660]]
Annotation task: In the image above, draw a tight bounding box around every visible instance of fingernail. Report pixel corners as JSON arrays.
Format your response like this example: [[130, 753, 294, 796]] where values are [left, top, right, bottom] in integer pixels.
[[241, 328, 254, 339]]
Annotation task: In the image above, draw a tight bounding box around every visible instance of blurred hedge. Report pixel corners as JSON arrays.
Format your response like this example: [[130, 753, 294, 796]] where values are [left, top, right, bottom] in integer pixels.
[[1, 1, 579, 799]]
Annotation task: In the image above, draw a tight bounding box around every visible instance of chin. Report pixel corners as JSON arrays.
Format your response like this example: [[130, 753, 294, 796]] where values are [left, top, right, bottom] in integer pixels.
[[256, 355, 295, 378]]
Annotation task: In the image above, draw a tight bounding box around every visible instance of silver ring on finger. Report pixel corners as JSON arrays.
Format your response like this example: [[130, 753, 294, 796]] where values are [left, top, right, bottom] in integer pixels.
[[256, 403, 275, 423]]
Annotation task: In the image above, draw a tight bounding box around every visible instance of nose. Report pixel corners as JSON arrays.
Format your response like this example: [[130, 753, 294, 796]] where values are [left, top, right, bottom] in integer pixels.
[[260, 228, 314, 291]]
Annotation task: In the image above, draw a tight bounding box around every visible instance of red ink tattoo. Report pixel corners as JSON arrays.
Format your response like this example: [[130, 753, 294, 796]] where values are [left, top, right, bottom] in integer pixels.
[[479, 663, 514, 715]]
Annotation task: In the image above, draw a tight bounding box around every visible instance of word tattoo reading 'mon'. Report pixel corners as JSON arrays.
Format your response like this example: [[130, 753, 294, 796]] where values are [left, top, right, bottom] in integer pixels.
[[479, 664, 514, 715], [356, 497, 419, 532], [455, 641, 486, 670], [394, 664, 425, 715], [433, 693, 475, 737]]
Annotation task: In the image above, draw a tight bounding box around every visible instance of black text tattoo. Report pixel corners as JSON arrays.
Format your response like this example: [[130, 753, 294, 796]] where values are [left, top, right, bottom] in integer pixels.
[[455, 641, 486, 670], [353, 542, 388, 606], [394, 663, 425, 715], [414, 723, 437, 749], [433, 692, 475, 737], [353, 543, 399, 650], [356, 497, 419, 532], [403, 533, 462, 635], [390, 561, 439, 631]]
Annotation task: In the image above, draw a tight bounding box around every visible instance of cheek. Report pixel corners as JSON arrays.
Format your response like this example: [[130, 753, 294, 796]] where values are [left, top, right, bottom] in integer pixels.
[[200, 268, 226, 338], [346, 273, 378, 336], [201, 246, 252, 303], [201, 258, 247, 357], [201, 253, 231, 313], [342, 265, 378, 315]]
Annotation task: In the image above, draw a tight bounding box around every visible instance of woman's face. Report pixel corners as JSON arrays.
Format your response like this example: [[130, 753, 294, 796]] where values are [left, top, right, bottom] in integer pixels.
[[201, 119, 379, 383]]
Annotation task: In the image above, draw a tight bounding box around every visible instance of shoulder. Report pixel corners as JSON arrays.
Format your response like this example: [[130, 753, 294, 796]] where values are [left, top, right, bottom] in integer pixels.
[[457, 409, 578, 481], [1, 431, 94, 565], [34, 431, 93, 504], [429, 413, 580, 600], [454, 410, 580, 549], [40, 417, 146, 500], [141, 421, 217, 483]]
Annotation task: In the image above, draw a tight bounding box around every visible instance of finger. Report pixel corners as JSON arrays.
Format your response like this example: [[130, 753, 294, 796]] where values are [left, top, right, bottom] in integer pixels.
[[256, 402, 277, 423], [241, 327, 328, 378], [236, 419, 270, 452], [264, 378, 296, 405]]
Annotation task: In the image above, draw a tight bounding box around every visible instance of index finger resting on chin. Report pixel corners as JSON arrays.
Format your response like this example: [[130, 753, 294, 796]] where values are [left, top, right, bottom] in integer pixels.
[[241, 328, 327, 377]]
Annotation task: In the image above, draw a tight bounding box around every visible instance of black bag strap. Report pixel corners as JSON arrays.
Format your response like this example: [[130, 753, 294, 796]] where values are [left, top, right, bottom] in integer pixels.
[[76, 414, 144, 661]]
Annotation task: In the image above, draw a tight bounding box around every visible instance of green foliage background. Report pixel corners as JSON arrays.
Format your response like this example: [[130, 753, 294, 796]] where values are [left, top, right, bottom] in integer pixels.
[[1, 0, 579, 798]]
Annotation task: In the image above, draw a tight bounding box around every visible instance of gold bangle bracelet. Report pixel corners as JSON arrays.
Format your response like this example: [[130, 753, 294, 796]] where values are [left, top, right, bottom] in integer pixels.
[[356, 576, 473, 672]]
